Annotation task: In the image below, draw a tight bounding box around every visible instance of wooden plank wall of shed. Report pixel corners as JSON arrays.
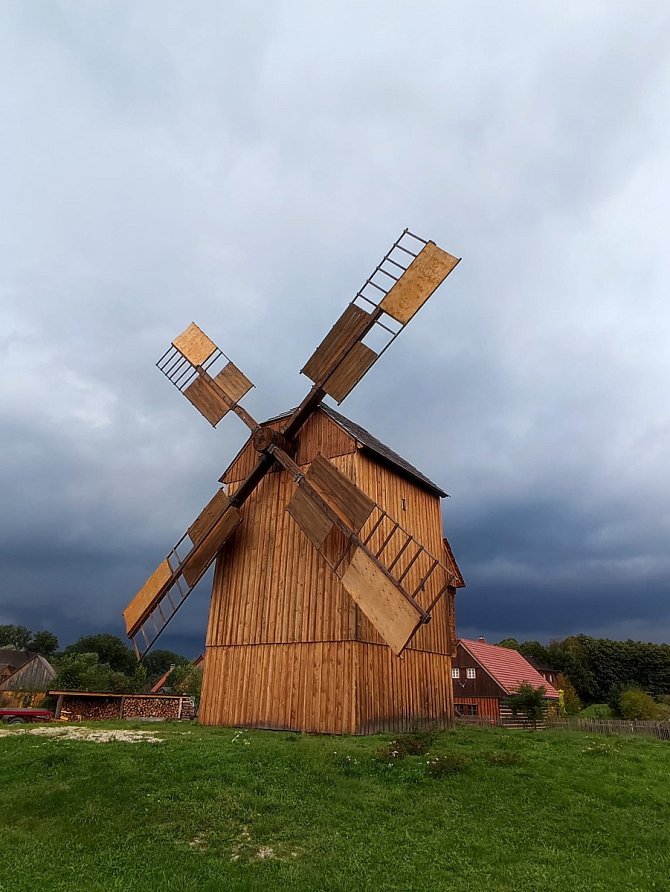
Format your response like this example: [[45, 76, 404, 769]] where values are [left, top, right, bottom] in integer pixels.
[[453, 697, 500, 722], [201, 409, 455, 732]]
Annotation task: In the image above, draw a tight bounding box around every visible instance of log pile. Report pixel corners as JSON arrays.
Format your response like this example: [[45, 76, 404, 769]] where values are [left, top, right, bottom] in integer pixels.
[[52, 692, 192, 721], [62, 696, 120, 721], [123, 696, 182, 719]]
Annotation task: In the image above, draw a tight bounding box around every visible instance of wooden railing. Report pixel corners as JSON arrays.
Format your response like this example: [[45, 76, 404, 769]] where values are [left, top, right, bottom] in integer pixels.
[[547, 717, 670, 740]]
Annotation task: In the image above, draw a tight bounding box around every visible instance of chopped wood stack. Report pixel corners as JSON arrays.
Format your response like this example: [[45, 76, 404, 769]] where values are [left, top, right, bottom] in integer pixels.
[[123, 697, 182, 719], [50, 692, 192, 721], [61, 697, 121, 721]]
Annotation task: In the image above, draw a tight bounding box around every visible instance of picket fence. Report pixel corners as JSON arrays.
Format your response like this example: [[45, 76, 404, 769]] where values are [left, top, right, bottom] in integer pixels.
[[548, 717, 670, 740]]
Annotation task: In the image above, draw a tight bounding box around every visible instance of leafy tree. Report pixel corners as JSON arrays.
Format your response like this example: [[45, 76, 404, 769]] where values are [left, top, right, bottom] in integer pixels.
[[507, 682, 547, 729], [65, 634, 136, 675], [142, 649, 189, 681], [497, 638, 520, 650], [53, 653, 116, 692], [555, 672, 581, 716], [30, 630, 59, 658], [518, 640, 550, 665], [619, 688, 657, 721], [0, 624, 32, 650], [170, 664, 203, 706], [126, 665, 149, 694]]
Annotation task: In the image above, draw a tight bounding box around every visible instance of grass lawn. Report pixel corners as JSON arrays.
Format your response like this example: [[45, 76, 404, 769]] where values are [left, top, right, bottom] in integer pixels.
[[1, 721, 668, 891]]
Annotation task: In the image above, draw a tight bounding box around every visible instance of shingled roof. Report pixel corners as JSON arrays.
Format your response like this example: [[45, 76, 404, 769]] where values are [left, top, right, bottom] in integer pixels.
[[258, 405, 447, 498], [459, 639, 559, 699]]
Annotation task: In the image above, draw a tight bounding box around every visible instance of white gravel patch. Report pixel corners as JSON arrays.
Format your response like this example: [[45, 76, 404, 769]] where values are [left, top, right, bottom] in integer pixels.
[[0, 726, 163, 743]]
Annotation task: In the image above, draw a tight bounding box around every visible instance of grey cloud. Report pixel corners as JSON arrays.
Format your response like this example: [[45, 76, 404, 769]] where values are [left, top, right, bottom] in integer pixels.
[[1, 1, 670, 655]]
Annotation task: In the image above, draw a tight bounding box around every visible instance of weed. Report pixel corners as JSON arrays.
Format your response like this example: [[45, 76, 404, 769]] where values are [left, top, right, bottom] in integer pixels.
[[425, 752, 471, 777], [485, 751, 523, 767]]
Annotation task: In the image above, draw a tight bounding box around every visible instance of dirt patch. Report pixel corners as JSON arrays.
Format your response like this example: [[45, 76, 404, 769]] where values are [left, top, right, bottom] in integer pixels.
[[229, 826, 300, 863], [0, 726, 163, 743]]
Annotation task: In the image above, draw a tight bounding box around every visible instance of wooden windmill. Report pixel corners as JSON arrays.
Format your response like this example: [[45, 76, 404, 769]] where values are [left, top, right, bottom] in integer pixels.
[[123, 229, 465, 733]]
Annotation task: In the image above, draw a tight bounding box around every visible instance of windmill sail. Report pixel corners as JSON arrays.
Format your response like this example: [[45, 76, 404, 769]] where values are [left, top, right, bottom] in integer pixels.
[[123, 491, 242, 658], [301, 230, 459, 404], [285, 454, 457, 655], [157, 323, 255, 429]]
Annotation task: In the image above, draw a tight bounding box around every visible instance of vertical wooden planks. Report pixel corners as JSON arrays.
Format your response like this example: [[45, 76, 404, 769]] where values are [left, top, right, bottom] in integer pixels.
[[200, 407, 457, 734]]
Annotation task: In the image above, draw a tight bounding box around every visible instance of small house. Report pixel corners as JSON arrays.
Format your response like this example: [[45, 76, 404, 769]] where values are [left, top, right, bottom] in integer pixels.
[[0, 650, 56, 691], [452, 638, 559, 726], [525, 657, 559, 688]]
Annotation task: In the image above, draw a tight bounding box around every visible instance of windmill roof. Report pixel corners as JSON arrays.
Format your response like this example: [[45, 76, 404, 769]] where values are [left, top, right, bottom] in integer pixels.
[[262, 405, 447, 498], [459, 639, 559, 698]]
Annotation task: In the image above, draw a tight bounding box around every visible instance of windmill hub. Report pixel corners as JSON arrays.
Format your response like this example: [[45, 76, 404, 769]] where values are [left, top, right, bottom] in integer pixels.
[[252, 426, 293, 456]]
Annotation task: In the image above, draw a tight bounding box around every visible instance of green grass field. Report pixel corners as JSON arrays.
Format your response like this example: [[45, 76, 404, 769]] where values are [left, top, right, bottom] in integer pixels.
[[1, 721, 668, 891]]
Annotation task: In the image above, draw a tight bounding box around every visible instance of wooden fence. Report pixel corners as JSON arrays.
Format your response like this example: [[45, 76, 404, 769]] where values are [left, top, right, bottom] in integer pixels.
[[548, 717, 670, 740]]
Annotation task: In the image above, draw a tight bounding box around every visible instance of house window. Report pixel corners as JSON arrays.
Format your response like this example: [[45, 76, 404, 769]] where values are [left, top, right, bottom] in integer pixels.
[[455, 704, 478, 717], [452, 668, 460, 679], [466, 668, 476, 679]]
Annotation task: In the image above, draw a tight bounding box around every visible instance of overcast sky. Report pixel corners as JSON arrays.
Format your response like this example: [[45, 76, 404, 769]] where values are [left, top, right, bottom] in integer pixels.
[[1, 1, 670, 656]]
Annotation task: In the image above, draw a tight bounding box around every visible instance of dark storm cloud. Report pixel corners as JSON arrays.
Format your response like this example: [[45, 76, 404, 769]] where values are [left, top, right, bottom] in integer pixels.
[[1, 1, 670, 653]]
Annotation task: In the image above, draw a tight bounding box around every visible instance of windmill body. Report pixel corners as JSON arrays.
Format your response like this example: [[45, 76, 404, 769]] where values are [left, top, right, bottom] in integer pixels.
[[123, 230, 465, 734], [201, 406, 463, 733]]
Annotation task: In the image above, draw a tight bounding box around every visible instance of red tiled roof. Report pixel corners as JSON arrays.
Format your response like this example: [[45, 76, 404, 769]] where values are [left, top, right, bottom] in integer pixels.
[[459, 639, 559, 698]]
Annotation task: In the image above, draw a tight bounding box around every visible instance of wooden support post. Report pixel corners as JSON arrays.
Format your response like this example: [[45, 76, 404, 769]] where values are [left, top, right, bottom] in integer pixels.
[[54, 693, 64, 720]]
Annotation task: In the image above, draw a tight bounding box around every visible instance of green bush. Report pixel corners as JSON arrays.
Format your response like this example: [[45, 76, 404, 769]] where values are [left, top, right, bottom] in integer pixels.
[[506, 682, 547, 728], [374, 730, 436, 763], [394, 730, 436, 756], [486, 751, 523, 767], [425, 752, 471, 777], [619, 689, 657, 720], [556, 673, 581, 715], [374, 743, 405, 764], [582, 741, 613, 757], [579, 704, 614, 719]]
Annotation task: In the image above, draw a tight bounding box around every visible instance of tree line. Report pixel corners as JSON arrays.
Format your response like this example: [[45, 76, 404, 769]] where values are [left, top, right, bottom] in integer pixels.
[[0, 624, 200, 697], [498, 634, 670, 718], [4, 622, 670, 714]]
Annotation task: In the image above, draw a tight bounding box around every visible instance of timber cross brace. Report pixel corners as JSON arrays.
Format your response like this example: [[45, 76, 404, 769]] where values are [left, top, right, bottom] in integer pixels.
[[123, 229, 461, 662]]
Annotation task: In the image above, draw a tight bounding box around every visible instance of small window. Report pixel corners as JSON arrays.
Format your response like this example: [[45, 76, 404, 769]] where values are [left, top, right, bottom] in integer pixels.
[[451, 668, 460, 679], [466, 668, 476, 679], [455, 704, 478, 717]]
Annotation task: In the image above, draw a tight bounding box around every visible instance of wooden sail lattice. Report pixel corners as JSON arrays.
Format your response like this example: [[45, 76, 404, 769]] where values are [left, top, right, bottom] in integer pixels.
[[156, 323, 253, 427], [301, 230, 459, 403], [285, 453, 458, 655], [124, 492, 242, 658]]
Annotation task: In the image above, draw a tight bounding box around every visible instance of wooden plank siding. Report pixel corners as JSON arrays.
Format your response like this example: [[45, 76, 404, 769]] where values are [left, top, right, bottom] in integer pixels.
[[452, 646, 506, 698], [453, 697, 500, 723], [200, 409, 456, 733]]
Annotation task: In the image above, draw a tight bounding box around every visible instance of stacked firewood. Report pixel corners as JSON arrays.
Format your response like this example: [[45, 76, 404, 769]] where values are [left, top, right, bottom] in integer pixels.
[[123, 697, 182, 719], [62, 697, 121, 720]]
